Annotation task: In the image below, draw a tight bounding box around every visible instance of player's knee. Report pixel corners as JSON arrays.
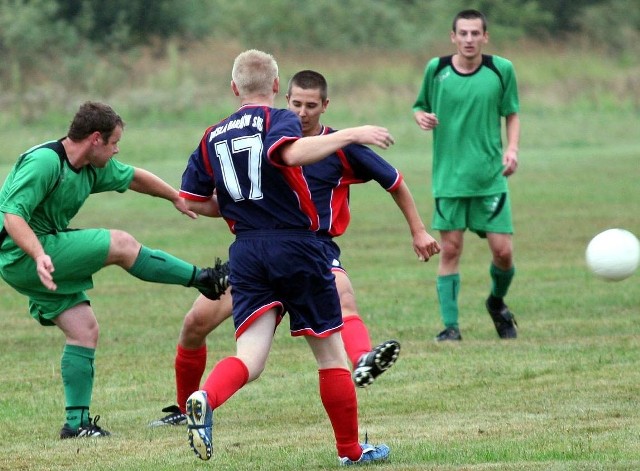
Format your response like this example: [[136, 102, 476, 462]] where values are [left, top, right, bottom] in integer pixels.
[[107, 230, 141, 265], [179, 310, 210, 347], [246, 364, 266, 382], [110, 229, 138, 251], [65, 317, 99, 348], [492, 246, 512, 267], [441, 246, 462, 265], [239, 356, 267, 382]]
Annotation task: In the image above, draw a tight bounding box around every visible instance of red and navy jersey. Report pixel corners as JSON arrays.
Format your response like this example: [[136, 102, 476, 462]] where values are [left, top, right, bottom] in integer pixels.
[[179, 105, 319, 233], [304, 126, 403, 237]]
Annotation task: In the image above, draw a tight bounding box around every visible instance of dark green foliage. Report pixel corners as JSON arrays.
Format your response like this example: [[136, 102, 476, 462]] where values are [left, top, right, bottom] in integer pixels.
[[54, 0, 194, 47]]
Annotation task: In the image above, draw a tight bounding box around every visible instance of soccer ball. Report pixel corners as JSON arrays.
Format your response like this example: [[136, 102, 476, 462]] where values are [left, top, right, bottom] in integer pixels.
[[585, 228, 640, 281]]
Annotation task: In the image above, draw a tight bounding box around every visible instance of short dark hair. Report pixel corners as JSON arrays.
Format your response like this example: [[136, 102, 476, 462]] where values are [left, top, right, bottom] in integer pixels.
[[452, 9, 487, 33], [67, 101, 124, 143], [287, 70, 328, 101]]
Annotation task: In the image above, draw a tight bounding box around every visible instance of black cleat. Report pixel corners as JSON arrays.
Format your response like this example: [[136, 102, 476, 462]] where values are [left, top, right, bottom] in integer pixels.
[[353, 340, 401, 388], [435, 327, 462, 342], [486, 299, 518, 339], [193, 258, 230, 300], [60, 415, 111, 439], [148, 405, 187, 427]]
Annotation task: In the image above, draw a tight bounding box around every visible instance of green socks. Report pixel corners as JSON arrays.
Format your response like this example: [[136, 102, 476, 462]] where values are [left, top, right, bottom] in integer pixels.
[[436, 274, 460, 329], [61, 344, 95, 429], [127, 246, 198, 287], [490, 263, 515, 298], [437, 266, 514, 330]]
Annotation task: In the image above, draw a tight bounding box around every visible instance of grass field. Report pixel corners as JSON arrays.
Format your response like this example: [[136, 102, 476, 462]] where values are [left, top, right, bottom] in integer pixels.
[[0, 53, 639, 470]]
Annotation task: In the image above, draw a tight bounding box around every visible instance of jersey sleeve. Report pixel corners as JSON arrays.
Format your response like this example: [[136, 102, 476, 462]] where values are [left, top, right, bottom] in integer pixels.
[[91, 158, 135, 194], [496, 57, 520, 116], [265, 108, 302, 165], [341, 143, 402, 191], [412, 57, 439, 113], [179, 126, 217, 202], [0, 149, 61, 220]]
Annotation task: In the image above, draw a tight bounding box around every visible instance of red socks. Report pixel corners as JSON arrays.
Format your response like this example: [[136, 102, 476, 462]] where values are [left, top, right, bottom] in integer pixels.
[[319, 368, 362, 461], [175, 344, 207, 413], [202, 356, 249, 409], [179, 354, 361, 460], [341, 315, 372, 367]]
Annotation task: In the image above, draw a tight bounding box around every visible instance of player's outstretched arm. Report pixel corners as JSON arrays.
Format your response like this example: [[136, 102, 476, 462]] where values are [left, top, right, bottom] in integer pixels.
[[129, 167, 198, 219], [184, 195, 221, 218], [280, 125, 394, 167], [390, 181, 440, 262]]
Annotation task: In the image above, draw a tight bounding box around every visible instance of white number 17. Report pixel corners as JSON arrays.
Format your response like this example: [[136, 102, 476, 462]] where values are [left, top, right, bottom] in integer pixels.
[[215, 134, 264, 201]]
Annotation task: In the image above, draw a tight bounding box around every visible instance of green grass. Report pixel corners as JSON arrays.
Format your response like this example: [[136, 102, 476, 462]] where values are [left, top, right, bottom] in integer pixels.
[[1, 56, 640, 470]]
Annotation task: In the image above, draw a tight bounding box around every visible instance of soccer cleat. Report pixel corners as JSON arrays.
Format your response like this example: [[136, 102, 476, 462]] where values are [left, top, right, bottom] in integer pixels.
[[59, 415, 111, 439], [485, 299, 518, 339], [186, 390, 213, 461], [339, 442, 390, 466], [193, 258, 230, 300], [353, 339, 400, 388], [435, 327, 462, 342], [148, 404, 187, 427]]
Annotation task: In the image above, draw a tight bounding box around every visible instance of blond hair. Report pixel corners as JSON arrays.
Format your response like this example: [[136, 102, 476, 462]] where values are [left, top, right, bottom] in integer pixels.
[[231, 49, 279, 97]]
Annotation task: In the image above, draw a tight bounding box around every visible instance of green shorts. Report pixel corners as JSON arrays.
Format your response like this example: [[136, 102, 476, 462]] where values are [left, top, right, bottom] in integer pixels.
[[432, 193, 513, 238], [0, 228, 111, 326]]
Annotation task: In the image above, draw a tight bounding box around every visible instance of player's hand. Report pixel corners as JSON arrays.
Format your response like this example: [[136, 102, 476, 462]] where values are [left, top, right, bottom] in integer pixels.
[[174, 197, 198, 219], [36, 254, 57, 291], [502, 148, 518, 176], [414, 111, 439, 131], [413, 231, 441, 262], [351, 125, 395, 149]]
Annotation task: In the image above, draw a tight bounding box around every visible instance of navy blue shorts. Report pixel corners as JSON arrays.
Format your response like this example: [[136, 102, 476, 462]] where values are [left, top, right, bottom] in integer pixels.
[[229, 230, 342, 338], [318, 235, 347, 275]]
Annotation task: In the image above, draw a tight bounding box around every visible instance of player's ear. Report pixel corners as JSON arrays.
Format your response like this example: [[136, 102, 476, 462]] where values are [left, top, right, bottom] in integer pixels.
[[91, 131, 102, 146], [273, 77, 280, 94], [231, 81, 240, 97]]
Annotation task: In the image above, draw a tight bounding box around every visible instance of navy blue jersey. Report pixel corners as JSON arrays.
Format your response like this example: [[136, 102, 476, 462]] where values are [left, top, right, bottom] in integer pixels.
[[180, 105, 319, 232], [304, 126, 402, 237]]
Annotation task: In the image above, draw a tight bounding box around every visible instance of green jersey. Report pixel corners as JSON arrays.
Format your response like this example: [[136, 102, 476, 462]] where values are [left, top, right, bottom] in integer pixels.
[[413, 54, 519, 198], [0, 139, 134, 250]]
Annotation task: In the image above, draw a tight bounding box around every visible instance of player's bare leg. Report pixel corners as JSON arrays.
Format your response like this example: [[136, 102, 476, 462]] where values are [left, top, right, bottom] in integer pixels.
[[149, 291, 233, 427], [186, 310, 276, 460]]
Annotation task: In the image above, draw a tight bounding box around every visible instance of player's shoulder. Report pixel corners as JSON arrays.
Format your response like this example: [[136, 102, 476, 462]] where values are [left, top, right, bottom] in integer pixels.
[[23, 140, 62, 156], [272, 106, 298, 120], [424, 55, 454, 80], [486, 54, 515, 70], [427, 55, 452, 70], [104, 157, 133, 172], [19, 140, 65, 169]]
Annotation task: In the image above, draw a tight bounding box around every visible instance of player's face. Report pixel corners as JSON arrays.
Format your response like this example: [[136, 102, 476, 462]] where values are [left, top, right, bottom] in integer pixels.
[[451, 18, 488, 60], [286, 86, 328, 137], [90, 125, 122, 168]]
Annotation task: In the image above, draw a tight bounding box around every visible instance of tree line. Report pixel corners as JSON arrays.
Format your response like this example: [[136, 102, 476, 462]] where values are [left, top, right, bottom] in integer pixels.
[[0, 0, 637, 118]]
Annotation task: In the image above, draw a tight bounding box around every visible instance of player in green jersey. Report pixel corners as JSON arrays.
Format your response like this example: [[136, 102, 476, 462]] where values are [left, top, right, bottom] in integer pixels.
[[412, 9, 520, 341], [0, 102, 229, 439]]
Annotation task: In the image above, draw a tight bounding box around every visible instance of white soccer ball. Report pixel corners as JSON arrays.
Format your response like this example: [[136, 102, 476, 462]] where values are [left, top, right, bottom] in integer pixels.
[[585, 228, 640, 281]]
